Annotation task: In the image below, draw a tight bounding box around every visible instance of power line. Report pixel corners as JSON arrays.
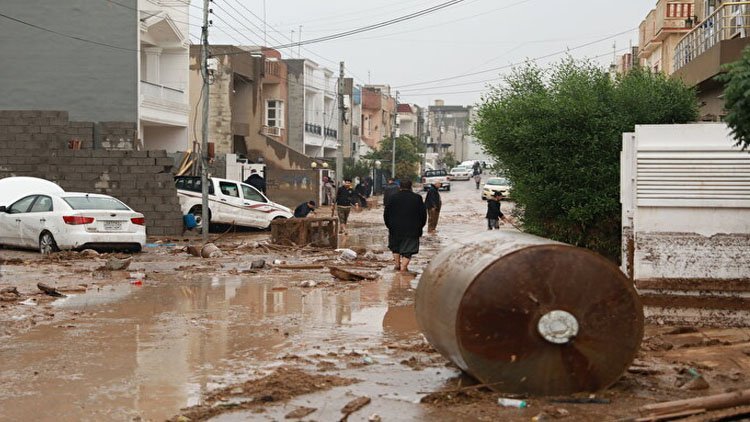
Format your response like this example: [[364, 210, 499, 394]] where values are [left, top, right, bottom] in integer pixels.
[[399, 49, 630, 97], [316, 0, 535, 42], [394, 28, 638, 89], [269, 0, 467, 49]]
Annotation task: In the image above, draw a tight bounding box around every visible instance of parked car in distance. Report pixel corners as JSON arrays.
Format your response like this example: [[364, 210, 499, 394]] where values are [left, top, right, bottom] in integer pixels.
[[421, 169, 451, 191], [449, 166, 472, 181], [175, 176, 292, 229], [481, 177, 512, 200], [0, 192, 146, 254]]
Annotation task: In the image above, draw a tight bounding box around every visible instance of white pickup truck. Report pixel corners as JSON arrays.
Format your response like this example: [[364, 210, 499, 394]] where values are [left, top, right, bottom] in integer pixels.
[[175, 176, 292, 229], [421, 169, 451, 191]]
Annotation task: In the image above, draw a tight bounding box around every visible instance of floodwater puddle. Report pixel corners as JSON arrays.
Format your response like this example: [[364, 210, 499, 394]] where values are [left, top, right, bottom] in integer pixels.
[[0, 271, 441, 421]]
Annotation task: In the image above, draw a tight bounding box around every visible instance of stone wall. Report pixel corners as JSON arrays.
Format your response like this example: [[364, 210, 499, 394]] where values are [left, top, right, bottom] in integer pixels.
[[0, 110, 183, 236]]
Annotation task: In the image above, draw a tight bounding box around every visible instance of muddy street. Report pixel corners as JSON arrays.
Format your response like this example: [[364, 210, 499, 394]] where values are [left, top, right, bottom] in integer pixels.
[[1, 180, 750, 422]]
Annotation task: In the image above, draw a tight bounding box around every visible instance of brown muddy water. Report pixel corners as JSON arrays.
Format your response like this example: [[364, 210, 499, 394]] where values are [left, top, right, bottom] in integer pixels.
[[0, 262, 451, 421]]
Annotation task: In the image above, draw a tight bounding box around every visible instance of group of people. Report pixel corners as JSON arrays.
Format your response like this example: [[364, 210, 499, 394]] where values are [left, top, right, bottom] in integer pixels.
[[293, 174, 511, 273]]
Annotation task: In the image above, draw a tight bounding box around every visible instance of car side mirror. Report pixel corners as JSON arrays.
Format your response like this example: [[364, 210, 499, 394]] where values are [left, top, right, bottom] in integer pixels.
[[0, 206, 6, 213]]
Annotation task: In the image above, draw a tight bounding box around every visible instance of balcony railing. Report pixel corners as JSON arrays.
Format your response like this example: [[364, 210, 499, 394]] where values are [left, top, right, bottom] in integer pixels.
[[140, 80, 186, 104], [324, 127, 338, 138], [305, 122, 322, 135], [261, 125, 284, 137], [674, 2, 750, 71]]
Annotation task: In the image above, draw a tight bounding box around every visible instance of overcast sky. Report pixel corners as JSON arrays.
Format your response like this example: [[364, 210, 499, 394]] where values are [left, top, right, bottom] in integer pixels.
[[196, 0, 657, 107]]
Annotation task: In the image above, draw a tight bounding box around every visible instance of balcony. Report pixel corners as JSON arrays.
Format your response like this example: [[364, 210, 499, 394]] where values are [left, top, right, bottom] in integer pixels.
[[140, 80, 188, 126], [640, 1, 695, 56], [324, 127, 338, 139], [674, 2, 750, 84]]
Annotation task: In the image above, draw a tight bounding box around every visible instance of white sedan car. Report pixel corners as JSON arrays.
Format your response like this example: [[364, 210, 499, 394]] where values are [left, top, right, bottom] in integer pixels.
[[481, 177, 512, 200], [449, 166, 472, 181], [0, 192, 146, 254]]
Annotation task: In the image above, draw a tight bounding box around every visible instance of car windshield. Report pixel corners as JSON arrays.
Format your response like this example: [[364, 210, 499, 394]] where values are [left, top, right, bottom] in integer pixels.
[[63, 196, 130, 210], [424, 170, 446, 177], [487, 178, 509, 186], [451, 167, 467, 172]]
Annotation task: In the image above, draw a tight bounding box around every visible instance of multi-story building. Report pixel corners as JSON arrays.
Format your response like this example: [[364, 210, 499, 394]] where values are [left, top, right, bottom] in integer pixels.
[[361, 85, 396, 151], [427, 101, 473, 165], [616, 47, 640, 74], [285, 59, 339, 158], [0, 0, 191, 151], [397, 103, 424, 139], [638, 0, 695, 74], [673, 1, 750, 120], [138, 0, 191, 152], [342, 79, 363, 159], [259, 48, 289, 147], [188, 45, 265, 157]]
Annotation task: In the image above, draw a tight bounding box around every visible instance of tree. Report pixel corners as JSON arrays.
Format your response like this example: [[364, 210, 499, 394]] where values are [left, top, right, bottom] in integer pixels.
[[364, 135, 424, 181], [716, 46, 750, 150], [473, 59, 698, 261], [441, 151, 458, 169], [343, 158, 371, 181]]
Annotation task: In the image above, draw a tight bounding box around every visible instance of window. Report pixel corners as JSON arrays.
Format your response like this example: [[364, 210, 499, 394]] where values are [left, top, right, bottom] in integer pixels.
[[219, 181, 240, 197], [8, 196, 37, 214], [29, 196, 53, 212], [63, 196, 130, 210], [242, 184, 267, 203], [266, 100, 284, 128]]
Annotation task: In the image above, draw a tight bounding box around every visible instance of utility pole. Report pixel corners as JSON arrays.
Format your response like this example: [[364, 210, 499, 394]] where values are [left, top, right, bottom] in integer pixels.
[[200, 0, 210, 243], [391, 91, 399, 178], [336, 62, 345, 186]]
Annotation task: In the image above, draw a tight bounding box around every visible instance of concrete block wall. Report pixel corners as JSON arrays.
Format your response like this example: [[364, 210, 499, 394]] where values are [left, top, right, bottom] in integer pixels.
[[0, 110, 183, 236]]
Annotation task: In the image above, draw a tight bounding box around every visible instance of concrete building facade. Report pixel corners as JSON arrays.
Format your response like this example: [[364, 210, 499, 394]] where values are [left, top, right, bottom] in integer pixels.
[[0, 0, 191, 152], [284, 59, 339, 158], [188, 45, 265, 158], [638, 1, 695, 74], [426, 101, 473, 165], [361, 85, 396, 151], [138, 0, 191, 153], [672, 1, 750, 120]]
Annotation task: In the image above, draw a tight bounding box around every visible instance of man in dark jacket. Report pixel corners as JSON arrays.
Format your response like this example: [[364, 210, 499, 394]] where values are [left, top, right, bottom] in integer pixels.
[[425, 181, 442, 234], [384, 180, 427, 273], [486, 192, 510, 230], [293, 200, 316, 218], [383, 178, 399, 207], [244, 169, 266, 194], [332, 178, 358, 234]]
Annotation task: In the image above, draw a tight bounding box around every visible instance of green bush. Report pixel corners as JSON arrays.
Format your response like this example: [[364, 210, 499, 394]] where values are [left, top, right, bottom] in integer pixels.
[[716, 45, 750, 150], [473, 59, 698, 261]]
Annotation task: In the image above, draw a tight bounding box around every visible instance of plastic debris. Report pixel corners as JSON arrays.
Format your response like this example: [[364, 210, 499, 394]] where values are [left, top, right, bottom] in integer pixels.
[[336, 248, 357, 261], [498, 398, 528, 408]]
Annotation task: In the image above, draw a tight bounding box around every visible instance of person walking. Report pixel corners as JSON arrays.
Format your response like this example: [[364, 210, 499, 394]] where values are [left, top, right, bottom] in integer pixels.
[[473, 168, 482, 190], [383, 178, 399, 207], [244, 169, 266, 194], [486, 192, 511, 230], [425, 181, 442, 234], [384, 180, 427, 273], [293, 200, 316, 218], [332, 178, 358, 234], [322, 176, 335, 206]]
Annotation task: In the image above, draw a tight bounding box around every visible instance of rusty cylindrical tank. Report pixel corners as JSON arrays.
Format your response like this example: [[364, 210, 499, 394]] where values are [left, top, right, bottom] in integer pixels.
[[415, 231, 644, 396]]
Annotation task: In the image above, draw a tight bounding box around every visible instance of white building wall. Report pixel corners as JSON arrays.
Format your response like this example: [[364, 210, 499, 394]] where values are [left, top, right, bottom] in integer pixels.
[[621, 123, 750, 285]]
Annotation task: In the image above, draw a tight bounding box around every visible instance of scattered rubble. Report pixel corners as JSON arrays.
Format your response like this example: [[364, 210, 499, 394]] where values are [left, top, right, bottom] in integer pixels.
[[37, 282, 66, 298]]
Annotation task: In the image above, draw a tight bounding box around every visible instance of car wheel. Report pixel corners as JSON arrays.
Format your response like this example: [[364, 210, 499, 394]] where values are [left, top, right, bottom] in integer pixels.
[[39, 232, 60, 255], [189, 205, 210, 230], [446, 186, 451, 191]]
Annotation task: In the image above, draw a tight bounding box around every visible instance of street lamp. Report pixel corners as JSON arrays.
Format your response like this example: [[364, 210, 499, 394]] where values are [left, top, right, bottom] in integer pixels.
[[373, 160, 382, 195], [311, 162, 318, 169]]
